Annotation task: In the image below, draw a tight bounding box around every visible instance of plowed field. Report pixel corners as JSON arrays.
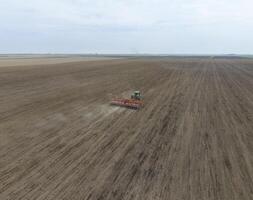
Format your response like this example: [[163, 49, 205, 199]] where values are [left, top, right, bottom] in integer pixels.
[[0, 58, 252, 200]]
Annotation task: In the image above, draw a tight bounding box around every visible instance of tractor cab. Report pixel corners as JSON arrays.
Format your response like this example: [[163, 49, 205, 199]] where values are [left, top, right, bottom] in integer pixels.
[[131, 91, 141, 100]]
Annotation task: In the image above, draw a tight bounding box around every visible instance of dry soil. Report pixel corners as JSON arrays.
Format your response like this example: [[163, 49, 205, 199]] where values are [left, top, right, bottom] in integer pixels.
[[0, 58, 252, 200]]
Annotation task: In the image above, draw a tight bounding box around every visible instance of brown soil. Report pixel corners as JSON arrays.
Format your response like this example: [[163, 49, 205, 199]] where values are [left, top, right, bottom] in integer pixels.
[[0, 58, 252, 200]]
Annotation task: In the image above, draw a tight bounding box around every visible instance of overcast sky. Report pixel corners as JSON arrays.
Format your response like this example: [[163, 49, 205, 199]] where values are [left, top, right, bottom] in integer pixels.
[[1, 0, 253, 54]]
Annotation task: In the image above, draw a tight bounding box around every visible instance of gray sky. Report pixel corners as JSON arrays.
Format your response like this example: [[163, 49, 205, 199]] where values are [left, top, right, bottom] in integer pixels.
[[1, 0, 253, 54]]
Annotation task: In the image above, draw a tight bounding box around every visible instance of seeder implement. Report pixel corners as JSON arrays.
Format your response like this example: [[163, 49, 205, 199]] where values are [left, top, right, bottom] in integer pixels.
[[111, 98, 143, 109]]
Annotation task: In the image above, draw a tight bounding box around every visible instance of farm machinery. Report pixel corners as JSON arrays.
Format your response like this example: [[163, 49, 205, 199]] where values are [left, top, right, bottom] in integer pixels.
[[111, 91, 143, 109]]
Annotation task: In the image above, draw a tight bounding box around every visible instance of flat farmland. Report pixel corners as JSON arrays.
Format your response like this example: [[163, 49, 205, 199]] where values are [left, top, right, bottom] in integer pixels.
[[0, 58, 252, 200]]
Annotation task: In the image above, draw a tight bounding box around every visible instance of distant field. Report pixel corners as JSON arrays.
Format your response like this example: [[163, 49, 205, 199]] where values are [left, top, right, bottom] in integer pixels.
[[0, 55, 119, 67], [0, 58, 252, 200]]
